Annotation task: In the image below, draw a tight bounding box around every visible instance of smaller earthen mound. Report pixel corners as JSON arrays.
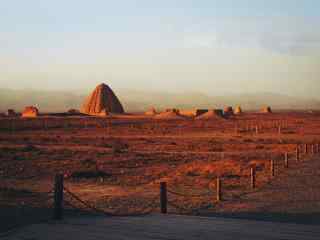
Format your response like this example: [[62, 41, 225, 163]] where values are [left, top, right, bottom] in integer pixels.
[[154, 110, 185, 120], [196, 109, 224, 120], [234, 106, 243, 115], [165, 108, 180, 114], [145, 107, 157, 116], [261, 106, 272, 114], [180, 109, 208, 117], [7, 109, 18, 117], [224, 106, 234, 116], [68, 109, 80, 114], [22, 106, 39, 118]]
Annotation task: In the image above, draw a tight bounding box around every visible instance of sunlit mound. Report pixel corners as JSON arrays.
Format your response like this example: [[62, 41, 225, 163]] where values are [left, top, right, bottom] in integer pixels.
[[261, 106, 272, 113], [234, 106, 243, 115], [196, 109, 224, 120], [81, 83, 124, 116], [154, 109, 186, 120], [180, 109, 208, 117], [145, 107, 157, 116], [22, 106, 39, 118]]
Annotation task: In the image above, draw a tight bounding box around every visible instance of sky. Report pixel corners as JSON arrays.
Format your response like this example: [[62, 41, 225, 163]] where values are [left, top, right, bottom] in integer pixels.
[[1, 0, 320, 98]]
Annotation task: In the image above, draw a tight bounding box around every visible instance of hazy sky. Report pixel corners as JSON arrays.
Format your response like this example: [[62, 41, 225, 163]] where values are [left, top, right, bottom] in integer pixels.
[[1, 0, 320, 98]]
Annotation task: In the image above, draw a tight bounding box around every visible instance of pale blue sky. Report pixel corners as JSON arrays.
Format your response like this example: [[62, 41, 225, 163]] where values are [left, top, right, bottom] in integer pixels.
[[1, 0, 319, 98]]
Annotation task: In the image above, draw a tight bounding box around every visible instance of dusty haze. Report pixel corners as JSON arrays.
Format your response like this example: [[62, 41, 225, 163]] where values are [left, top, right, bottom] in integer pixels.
[[0, 87, 319, 113], [1, 1, 320, 101]]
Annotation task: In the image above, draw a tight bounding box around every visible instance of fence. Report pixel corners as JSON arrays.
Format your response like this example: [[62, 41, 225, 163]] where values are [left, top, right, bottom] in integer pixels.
[[0, 141, 318, 237], [45, 143, 319, 219]]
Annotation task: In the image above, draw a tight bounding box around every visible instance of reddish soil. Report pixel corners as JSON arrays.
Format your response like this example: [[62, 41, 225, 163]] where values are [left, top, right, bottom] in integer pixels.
[[1, 111, 320, 231]]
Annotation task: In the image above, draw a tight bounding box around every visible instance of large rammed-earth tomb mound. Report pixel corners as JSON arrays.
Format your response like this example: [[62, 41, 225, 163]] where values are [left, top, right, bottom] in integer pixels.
[[22, 106, 39, 118], [81, 83, 124, 116]]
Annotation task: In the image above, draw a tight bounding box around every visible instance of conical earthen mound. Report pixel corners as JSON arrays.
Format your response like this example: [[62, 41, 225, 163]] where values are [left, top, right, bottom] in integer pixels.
[[234, 106, 242, 115], [261, 106, 272, 114], [196, 109, 224, 120], [81, 83, 124, 116]]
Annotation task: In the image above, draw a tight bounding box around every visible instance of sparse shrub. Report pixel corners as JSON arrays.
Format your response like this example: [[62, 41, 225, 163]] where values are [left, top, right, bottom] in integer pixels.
[[80, 159, 96, 168], [222, 173, 241, 179], [70, 170, 111, 179], [111, 140, 129, 154], [12, 155, 23, 161], [22, 144, 38, 152], [98, 143, 113, 148], [186, 170, 200, 177]]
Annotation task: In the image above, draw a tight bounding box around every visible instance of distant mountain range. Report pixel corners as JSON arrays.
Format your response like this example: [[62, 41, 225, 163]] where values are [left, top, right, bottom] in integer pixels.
[[0, 88, 319, 113]]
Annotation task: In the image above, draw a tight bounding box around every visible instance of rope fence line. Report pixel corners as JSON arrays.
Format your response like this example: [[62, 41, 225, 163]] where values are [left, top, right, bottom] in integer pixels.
[[1, 143, 318, 221], [63, 187, 114, 217], [62, 186, 161, 217], [167, 188, 213, 198]]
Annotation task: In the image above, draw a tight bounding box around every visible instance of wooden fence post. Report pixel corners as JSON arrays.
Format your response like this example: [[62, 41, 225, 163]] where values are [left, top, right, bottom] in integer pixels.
[[284, 152, 289, 168], [160, 182, 167, 214], [216, 177, 221, 202], [304, 144, 308, 155], [270, 159, 274, 178], [53, 174, 64, 220], [296, 147, 300, 162], [255, 125, 259, 135], [278, 125, 282, 134], [311, 144, 314, 155], [250, 167, 256, 189]]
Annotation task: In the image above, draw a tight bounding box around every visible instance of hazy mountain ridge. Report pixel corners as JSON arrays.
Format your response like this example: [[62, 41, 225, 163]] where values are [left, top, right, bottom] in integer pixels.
[[0, 88, 319, 113]]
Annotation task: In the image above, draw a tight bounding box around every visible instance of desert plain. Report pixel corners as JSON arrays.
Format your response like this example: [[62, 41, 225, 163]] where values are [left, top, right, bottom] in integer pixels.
[[1, 110, 320, 233]]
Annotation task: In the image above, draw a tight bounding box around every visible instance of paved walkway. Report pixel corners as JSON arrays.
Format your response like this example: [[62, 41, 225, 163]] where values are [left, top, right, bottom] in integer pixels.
[[3, 214, 320, 240]]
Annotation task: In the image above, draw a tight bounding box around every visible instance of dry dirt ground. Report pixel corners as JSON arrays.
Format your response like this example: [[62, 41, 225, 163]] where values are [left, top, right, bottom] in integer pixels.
[[3, 214, 320, 240], [1, 111, 320, 234]]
